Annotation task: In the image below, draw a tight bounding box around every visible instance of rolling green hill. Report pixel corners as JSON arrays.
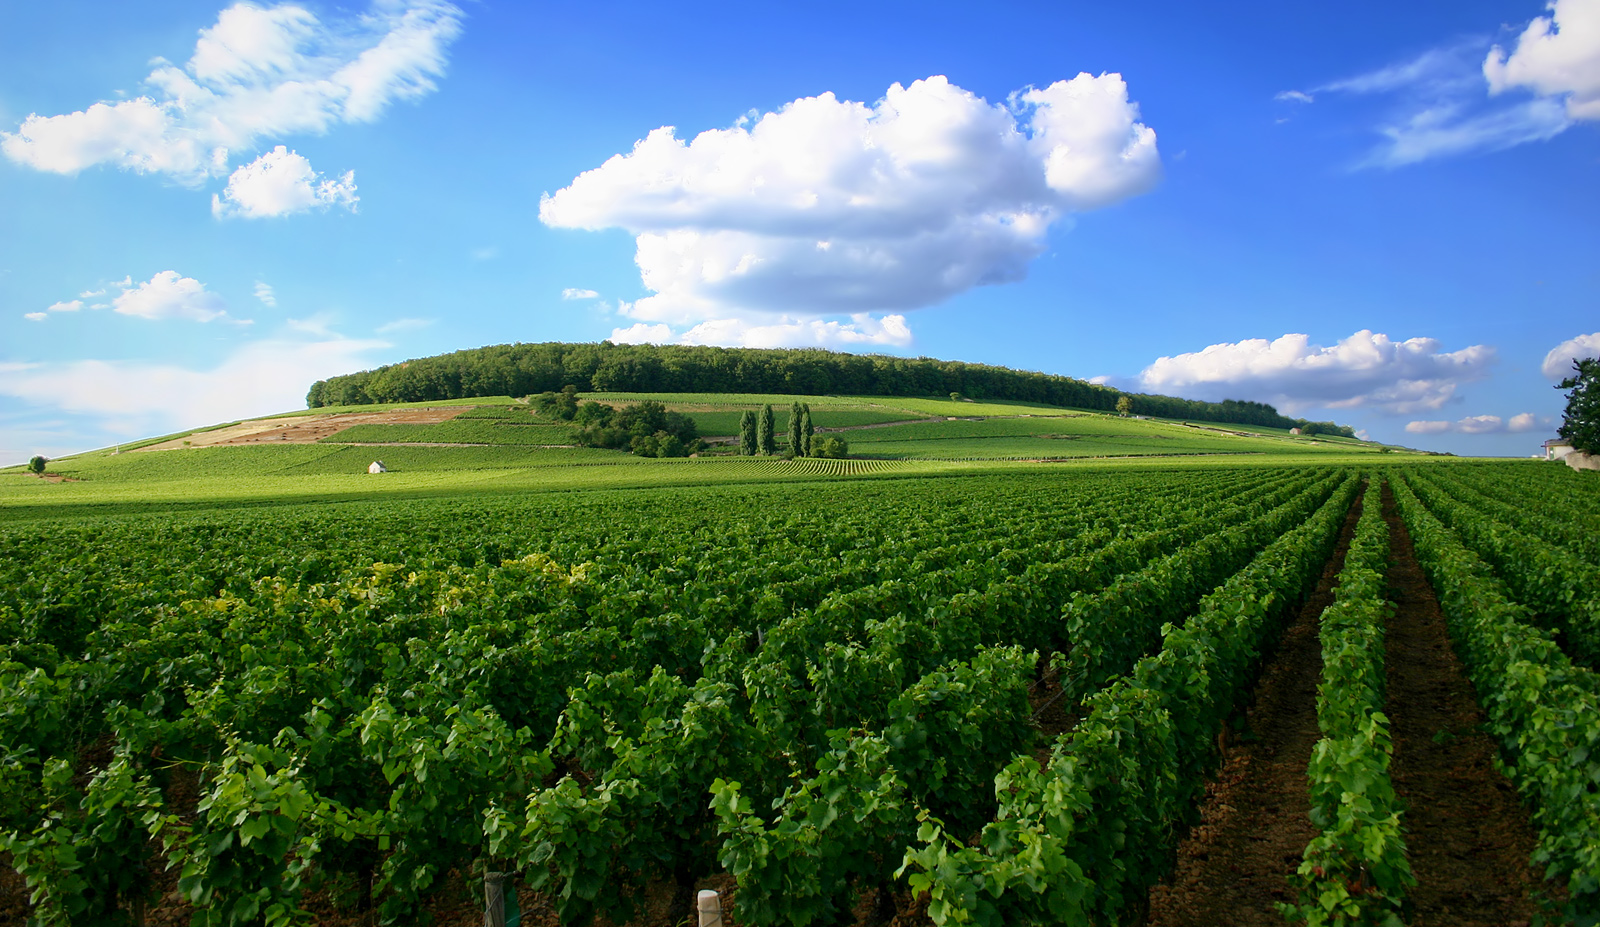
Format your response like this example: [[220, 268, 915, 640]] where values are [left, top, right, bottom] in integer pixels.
[[0, 391, 1422, 518]]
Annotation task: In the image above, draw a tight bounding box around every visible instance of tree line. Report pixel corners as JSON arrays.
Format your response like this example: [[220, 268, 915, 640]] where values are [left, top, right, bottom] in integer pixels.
[[306, 341, 1356, 436]]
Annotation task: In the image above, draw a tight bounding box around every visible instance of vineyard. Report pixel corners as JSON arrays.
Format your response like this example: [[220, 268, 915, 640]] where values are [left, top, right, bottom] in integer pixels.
[[1, 459, 1598, 926]]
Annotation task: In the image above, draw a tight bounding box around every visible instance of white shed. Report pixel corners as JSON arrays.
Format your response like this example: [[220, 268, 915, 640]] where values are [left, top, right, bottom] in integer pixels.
[[368, 460, 387, 474], [1545, 439, 1574, 461]]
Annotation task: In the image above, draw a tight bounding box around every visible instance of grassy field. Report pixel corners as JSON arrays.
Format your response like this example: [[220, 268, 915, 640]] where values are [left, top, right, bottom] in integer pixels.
[[0, 392, 1427, 519], [325, 421, 578, 445]]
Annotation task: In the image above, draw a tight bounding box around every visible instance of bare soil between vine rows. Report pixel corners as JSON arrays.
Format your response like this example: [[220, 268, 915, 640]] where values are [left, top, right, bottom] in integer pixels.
[[1144, 482, 1548, 926], [1376, 482, 1544, 926], [1143, 488, 1361, 926], [0, 482, 1558, 927]]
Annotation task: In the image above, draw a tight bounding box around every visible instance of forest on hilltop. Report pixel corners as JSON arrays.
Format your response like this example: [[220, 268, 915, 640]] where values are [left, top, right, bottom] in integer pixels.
[[307, 341, 1357, 436]]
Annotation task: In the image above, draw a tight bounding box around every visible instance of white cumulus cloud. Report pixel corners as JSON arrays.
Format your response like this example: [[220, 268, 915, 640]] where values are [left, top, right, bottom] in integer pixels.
[[0, 335, 389, 439], [542, 73, 1159, 334], [609, 323, 675, 344], [1137, 330, 1495, 415], [610, 314, 913, 349], [1, 1, 460, 202], [1406, 412, 1548, 434], [111, 271, 234, 323], [212, 146, 357, 218], [1542, 331, 1600, 379], [1486, 0, 1600, 121]]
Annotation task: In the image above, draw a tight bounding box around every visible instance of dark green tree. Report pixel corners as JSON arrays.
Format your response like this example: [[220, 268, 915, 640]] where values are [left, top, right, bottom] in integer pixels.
[[739, 410, 757, 456], [757, 404, 776, 456], [787, 401, 804, 456], [532, 385, 580, 421], [799, 404, 814, 457], [28, 455, 47, 475], [1557, 358, 1600, 454], [567, 399, 699, 454], [816, 436, 848, 459]]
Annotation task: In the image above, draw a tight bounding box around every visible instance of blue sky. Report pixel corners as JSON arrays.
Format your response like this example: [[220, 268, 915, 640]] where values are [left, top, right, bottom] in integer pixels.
[[2, 0, 1597, 464]]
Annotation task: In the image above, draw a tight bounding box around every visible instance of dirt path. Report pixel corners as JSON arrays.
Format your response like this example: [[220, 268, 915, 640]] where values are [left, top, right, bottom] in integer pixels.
[[1379, 482, 1544, 926], [1144, 491, 1362, 926]]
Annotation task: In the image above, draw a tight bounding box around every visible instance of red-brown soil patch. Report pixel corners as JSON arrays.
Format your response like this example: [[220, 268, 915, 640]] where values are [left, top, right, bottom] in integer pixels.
[[1379, 482, 1545, 926], [1145, 490, 1362, 926], [26, 472, 83, 483], [136, 408, 467, 451]]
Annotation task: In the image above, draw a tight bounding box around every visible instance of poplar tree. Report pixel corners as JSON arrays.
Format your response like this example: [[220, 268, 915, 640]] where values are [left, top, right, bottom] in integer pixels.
[[787, 401, 805, 456], [758, 404, 776, 456], [800, 404, 814, 457], [739, 410, 757, 456]]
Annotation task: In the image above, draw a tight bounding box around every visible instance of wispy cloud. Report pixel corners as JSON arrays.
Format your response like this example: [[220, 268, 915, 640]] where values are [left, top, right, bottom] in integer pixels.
[[1298, 2, 1600, 168], [0, 335, 389, 441], [1318, 41, 1489, 97], [1367, 97, 1569, 167], [376, 317, 433, 334], [561, 288, 600, 300]]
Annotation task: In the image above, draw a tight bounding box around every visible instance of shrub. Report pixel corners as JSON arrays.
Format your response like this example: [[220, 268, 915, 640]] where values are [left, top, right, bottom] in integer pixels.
[[815, 437, 849, 459]]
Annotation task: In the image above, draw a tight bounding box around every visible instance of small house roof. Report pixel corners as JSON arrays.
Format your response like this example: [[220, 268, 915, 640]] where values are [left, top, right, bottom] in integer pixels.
[[1544, 438, 1573, 447]]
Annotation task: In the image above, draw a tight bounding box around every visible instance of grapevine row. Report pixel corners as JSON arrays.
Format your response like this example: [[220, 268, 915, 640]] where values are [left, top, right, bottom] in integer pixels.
[[898, 472, 1360, 925], [1284, 478, 1412, 925], [1391, 473, 1600, 921]]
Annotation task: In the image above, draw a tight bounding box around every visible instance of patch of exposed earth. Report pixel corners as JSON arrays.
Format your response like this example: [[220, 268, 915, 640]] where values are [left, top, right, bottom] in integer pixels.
[[136, 407, 467, 451]]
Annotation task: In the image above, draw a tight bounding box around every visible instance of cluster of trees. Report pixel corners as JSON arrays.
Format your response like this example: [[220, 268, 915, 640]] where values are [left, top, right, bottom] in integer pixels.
[[304, 342, 1355, 435], [1557, 358, 1599, 454], [738, 403, 847, 458], [1296, 421, 1359, 439], [533, 390, 702, 457]]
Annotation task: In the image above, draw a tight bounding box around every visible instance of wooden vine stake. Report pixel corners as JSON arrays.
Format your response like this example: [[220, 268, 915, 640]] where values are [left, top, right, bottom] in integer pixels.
[[485, 872, 521, 927], [698, 889, 724, 926]]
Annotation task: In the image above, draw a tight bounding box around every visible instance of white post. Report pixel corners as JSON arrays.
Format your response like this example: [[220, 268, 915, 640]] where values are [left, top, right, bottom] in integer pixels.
[[697, 889, 723, 927], [484, 872, 508, 927]]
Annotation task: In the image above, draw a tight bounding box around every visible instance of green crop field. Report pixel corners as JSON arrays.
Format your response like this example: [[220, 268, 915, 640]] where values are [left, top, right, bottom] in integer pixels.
[[11, 390, 1589, 927]]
